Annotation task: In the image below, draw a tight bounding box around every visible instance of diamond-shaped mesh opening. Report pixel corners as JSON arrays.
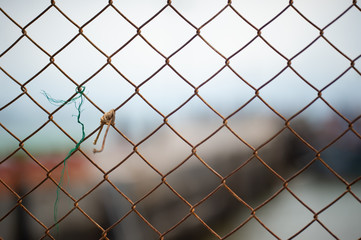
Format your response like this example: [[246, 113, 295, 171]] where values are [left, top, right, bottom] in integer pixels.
[[260, 67, 317, 118], [165, 155, 221, 205], [134, 183, 190, 233], [322, 7, 361, 59], [193, 185, 251, 237], [26, 65, 76, 110], [287, 98, 347, 149], [198, 67, 255, 116], [229, 37, 286, 89], [196, 126, 254, 176], [0, 37, 49, 82], [55, 151, 103, 197], [0, 95, 48, 139], [139, 66, 194, 115], [201, 6, 256, 57], [288, 162, 347, 208], [26, 7, 78, 54], [226, 157, 284, 208], [170, 36, 225, 87], [321, 131, 361, 182], [76, 182, 120, 229], [1, 1, 360, 239], [166, 96, 222, 145], [54, 36, 106, 81], [114, 94, 164, 142], [108, 153, 161, 201], [85, 65, 135, 110], [292, 38, 350, 90], [281, 124, 316, 169], [255, 189, 314, 239], [111, 36, 165, 86], [22, 177, 59, 227], [3, 157, 48, 197], [318, 192, 361, 239], [261, 7, 320, 58], [51, 206, 103, 239], [2, 203, 47, 240], [256, 129, 299, 179], [84, 7, 136, 55], [141, 6, 195, 56], [137, 125, 191, 174], [226, 98, 285, 148], [322, 70, 361, 119], [90, 129, 135, 173]]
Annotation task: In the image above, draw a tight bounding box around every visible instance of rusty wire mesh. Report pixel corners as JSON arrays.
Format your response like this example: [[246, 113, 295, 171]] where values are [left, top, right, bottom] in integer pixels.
[[1, 0, 361, 239]]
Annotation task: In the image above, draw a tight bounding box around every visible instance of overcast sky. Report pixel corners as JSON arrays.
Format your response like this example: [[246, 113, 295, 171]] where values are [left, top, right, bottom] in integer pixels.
[[0, 0, 360, 152]]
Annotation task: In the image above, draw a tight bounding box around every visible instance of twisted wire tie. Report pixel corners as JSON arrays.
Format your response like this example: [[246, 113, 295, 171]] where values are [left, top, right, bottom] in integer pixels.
[[93, 109, 115, 153]]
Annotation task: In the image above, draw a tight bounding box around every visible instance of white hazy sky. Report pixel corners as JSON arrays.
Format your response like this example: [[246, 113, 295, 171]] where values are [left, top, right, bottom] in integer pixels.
[[0, 0, 360, 151]]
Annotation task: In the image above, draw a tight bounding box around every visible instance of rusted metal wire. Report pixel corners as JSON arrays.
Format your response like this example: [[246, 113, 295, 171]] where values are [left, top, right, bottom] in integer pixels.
[[1, 0, 360, 239]]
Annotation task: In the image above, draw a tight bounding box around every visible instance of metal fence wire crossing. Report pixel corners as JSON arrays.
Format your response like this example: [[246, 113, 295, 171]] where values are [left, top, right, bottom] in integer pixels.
[[1, 0, 361, 239]]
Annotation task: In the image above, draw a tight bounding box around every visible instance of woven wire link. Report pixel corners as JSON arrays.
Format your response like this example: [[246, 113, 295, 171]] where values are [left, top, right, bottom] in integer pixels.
[[1, 0, 361, 239]]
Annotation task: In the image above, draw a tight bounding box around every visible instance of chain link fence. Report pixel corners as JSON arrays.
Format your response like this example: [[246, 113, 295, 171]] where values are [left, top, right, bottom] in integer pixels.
[[1, 0, 361, 239]]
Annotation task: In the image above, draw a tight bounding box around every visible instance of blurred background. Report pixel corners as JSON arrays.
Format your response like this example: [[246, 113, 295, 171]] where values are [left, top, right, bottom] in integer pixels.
[[1, 0, 361, 239]]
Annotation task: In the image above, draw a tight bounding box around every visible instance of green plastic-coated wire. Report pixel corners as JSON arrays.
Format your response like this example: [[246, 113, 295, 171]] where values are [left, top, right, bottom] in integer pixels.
[[42, 86, 86, 232]]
